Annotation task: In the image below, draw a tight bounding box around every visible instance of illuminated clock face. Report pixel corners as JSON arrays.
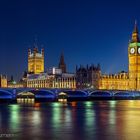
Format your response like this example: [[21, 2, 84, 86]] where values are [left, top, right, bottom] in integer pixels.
[[138, 48, 140, 54], [130, 48, 135, 54]]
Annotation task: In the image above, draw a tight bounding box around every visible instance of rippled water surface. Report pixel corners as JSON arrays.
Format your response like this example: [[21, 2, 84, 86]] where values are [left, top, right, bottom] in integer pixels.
[[1, 100, 140, 140]]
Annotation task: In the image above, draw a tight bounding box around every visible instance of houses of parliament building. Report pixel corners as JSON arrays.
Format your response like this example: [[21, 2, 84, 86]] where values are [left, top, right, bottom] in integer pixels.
[[26, 43, 76, 89], [76, 22, 140, 91], [99, 22, 140, 91], [8, 22, 140, 91]]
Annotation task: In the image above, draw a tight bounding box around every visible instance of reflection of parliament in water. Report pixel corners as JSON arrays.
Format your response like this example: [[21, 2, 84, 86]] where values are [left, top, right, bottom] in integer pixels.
[[99, 22, 140, 90]]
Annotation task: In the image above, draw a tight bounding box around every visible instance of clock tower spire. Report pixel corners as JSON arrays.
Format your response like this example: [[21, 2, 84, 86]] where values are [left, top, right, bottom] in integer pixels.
[[131, 20, 139, 43]]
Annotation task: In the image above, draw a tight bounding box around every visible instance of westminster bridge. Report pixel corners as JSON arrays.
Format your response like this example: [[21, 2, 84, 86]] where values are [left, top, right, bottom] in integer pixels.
[[0, 88, 140, 101]]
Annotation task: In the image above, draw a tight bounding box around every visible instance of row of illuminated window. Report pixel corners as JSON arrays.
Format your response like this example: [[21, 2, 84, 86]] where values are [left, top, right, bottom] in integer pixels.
[[100, 83, 129, 89], [102, 75, 128, 79], [27, 80, 51, 84], [53, 81, 76, 88], [55, 78, 76, 82], [27, 83, 51, 88], [101, 82, 129, 86], [27, 83, 76, 88]]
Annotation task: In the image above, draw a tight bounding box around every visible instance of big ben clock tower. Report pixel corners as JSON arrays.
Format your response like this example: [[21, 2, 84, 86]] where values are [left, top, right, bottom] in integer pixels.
[[129, 21, 140, 90]]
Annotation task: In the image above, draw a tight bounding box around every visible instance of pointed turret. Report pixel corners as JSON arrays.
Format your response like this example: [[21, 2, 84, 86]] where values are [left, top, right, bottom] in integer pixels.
[[97, 63, 101, 71], [33, 37, 39, 53], [58, 52, 67, 73], [60, 52, 65, 64], [76, 65, 78, 72], [131, 20, 139, 42]]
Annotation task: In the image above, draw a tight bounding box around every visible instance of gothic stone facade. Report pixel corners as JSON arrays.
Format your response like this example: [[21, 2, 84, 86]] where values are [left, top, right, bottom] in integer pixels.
[[76, 22, 140, 91], [28, 46, 44, 74]]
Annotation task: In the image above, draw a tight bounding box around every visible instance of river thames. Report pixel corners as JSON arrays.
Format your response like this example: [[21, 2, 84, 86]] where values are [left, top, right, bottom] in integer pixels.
[[1, 100, 140, 140]]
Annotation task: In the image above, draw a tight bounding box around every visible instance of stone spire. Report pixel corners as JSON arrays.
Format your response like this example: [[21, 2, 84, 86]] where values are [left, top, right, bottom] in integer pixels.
[[58, 52, 66, 73]]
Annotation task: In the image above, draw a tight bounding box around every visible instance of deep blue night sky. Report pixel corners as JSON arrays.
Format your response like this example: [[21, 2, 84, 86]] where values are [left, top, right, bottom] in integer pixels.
[[0, 0, 140, 80]]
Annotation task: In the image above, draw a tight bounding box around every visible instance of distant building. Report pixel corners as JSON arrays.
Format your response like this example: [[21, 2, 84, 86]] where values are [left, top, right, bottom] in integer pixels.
[[76, 64, 101, 89], [27, 73, 54, 88], [76, 22, 140, 91], [58, 53, 66, 73], [28, 45, 44, 74], [98, 22, 140, 90], [8, 81, 25, 88], [0, 75, 7, 88], [53, 73, 76, 89], [27, 72, 76, 89], [48, 67, 62, 75], [99, 71, 129, 90], [8, 76, 26, 88], [26, 45, 75, 89]]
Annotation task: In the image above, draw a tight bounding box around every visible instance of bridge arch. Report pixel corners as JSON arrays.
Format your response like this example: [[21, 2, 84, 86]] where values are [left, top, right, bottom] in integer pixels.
[[59, 90, 88, 98], [0, 89, 14, 99], [113, 91, 135, 99], [89, 90, 112, 99], [30, 89, 56, 100], [90, 90, 112, 96]]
